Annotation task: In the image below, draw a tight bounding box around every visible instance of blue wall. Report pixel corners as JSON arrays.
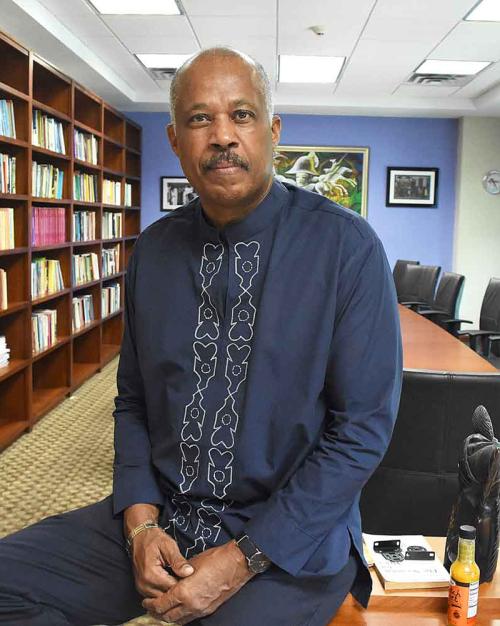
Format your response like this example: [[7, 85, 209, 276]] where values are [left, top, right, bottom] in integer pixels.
[[127, 112, 458, 270]]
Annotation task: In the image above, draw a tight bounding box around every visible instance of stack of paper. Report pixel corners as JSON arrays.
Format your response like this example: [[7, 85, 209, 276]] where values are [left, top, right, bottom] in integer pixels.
[[0, 335, 10, 368]]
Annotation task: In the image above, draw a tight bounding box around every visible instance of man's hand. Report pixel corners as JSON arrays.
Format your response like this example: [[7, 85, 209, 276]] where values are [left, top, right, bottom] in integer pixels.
[[142, 540, 255, 625], [124, 503, 194, 599]]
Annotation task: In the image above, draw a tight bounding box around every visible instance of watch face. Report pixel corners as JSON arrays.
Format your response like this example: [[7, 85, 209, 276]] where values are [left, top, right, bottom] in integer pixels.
[[249, 554, 271, 574], [483, 170, 500, 195]]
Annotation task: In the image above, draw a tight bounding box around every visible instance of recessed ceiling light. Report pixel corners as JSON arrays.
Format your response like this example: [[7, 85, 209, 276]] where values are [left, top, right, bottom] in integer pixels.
[[136, 53, 191, 69], [415, 59, 491, 75], [278, 55, 345, 83], [465, 0, 500, 21], [88, 0, 180, 15]]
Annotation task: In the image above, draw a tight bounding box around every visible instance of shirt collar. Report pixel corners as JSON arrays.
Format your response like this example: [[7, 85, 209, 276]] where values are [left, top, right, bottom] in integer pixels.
[[197, 178, 289, 244]]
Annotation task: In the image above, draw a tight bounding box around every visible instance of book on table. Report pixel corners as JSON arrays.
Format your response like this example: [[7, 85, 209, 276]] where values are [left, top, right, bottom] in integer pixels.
[[362, 533, 450, 591]]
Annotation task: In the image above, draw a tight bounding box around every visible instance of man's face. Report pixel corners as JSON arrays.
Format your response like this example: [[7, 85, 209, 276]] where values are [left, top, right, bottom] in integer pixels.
[[167, 55, 281, 211]]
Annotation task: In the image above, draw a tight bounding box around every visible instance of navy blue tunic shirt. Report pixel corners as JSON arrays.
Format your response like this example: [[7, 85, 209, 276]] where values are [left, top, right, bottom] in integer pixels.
[[113, 179, 402, 604]]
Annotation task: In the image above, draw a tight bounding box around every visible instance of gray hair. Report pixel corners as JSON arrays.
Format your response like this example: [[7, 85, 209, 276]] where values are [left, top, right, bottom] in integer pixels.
[[169, 46, 273, 127]]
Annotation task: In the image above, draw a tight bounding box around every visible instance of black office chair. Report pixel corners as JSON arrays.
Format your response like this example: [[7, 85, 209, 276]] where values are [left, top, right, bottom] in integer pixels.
[[444, 278, 500, 355], [418, 272, 465, 330], [393, 259, 419, 302], [399, 264, 441, 310], [360, 369, 500, 535]]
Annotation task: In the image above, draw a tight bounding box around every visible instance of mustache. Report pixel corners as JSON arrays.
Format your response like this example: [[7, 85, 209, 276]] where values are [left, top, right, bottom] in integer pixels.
[[202, 151, 250, 172]]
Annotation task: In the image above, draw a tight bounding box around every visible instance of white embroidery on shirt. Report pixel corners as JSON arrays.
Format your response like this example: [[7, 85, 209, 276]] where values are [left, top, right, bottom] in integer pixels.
[[208, 241, 260, 498], [178, 243, 223, 493]]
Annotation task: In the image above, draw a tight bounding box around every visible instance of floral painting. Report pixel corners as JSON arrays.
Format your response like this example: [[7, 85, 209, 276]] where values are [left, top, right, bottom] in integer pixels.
[[273, 146, 369, 217]]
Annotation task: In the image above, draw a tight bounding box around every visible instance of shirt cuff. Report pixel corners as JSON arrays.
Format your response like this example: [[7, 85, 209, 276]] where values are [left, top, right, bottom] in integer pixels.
[[243, 500, 322, 577], [112, 463, 164, 516]]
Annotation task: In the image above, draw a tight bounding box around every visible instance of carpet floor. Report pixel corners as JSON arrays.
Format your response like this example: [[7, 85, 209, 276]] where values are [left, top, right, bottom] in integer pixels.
[[0, 357, 166, 626]]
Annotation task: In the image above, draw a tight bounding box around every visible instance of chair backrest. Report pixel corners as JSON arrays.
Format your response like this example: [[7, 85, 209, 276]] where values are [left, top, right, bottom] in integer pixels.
[[434, 272, 465, 317], [402, 263, 441, 305], [393, 260, 419, 300], [360, 369, 500, 536], [479, 277, 500, 332]]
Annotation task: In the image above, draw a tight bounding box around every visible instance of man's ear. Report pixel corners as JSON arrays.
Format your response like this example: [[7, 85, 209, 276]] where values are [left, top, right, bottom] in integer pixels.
[[271, 115, 281, 147], [167, 123, 179, 156]]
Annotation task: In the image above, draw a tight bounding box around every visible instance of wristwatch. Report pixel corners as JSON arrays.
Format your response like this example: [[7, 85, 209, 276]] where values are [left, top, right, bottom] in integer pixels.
[[235, 533, 272, 574]]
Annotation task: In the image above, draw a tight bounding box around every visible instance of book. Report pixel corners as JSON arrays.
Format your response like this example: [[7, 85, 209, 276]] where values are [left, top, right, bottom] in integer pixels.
[[124, 182, 132, 206], [32, 206, 66, 246], [32, 308, 57, 354], [103, 179, 121, 205], [0, 208, 14, 249], [0, 153, 16, 193], [73, 171, 98, 202], [72, 252, 100, 285], [32, 161, 65, 199], [102, 282, 120, 317], [74, 129, 98, 165], [102, 211, 122, 239], [0, 268, 7, 309], [31, 257, 65, 299], [0, 100, 16, 138], [32, 110, 66, 154], [102, 244, 120, 277], [362, 533, 450, 591], [73, 210, 96, 242], [72, 294, 94, 332]]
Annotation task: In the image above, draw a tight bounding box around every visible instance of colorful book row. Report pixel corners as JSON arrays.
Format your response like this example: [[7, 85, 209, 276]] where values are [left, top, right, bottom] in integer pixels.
[[32, 308, 57, 353], [31, 257, 64, 299], [102, 282, 120, 317], [102, 244, 120, 277], [73, 210, 96, 242], [32, 161, 64, 199], [0, 269, 7, 310], [0, 207, 14, 250], [74, 171, 98, 203], [0, 334, 10, 368], [0, 153, 16, 194], [72, 293, 94, 332], [32, 110, 66, 155], [32, 206, 66, 247], [74, 129, 98, 165], [0, 100, 16, 139]]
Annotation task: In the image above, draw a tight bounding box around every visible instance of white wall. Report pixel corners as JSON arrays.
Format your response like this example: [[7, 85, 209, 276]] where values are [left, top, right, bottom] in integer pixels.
[[453, 117, 500, 325]]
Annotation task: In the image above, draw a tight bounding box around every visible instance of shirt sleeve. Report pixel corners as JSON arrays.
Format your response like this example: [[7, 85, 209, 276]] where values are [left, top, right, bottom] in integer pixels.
[[243, 233, 403, 576], [112, 244, 164, 516]]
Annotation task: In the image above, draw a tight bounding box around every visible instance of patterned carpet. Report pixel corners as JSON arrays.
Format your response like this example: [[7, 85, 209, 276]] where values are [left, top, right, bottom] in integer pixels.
[[0, 357, 166, 626]]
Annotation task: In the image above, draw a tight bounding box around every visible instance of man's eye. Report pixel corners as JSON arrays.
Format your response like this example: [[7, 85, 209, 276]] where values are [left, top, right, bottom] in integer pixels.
[[234, 110, 254, 121], [190, 113, 209, 123]]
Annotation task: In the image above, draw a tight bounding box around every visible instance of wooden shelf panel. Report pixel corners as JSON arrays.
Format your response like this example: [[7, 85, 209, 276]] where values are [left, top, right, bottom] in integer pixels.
[[0, 420, 28, 451], [101, 343, 120, 365], [0, 28, 141, 450], [72, 361, 99, 389], [32, 385, 70, 421], [0, 358, 29, 383], [0, 301, 29, 318]]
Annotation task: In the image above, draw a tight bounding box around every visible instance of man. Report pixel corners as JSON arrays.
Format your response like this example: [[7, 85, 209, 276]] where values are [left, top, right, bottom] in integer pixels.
[[0, 48, 402, 626]]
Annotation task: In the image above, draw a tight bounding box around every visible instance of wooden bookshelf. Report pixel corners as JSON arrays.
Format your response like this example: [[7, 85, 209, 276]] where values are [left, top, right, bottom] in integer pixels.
[[0, 30, 141, 450]]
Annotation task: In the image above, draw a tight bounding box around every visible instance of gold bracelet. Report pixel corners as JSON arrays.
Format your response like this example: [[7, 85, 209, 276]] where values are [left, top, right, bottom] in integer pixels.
[[125, 519, 161, 555]]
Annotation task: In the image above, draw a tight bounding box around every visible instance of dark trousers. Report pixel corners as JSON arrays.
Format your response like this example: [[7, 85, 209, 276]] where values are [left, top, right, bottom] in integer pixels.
[[0, 496, 359, 626]]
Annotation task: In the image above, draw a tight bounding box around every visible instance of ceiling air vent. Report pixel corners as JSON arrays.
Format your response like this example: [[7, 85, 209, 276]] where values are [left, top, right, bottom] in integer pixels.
[[149, 67, 176, 81], [406, 73, 474, 87]]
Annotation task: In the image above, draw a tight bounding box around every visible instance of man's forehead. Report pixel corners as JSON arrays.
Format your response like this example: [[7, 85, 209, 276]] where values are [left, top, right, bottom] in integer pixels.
[[177, 55, 259, 95]]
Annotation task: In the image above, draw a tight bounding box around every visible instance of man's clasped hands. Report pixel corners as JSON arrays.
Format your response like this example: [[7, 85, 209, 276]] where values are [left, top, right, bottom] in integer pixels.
[[131, 523, 255, 625]]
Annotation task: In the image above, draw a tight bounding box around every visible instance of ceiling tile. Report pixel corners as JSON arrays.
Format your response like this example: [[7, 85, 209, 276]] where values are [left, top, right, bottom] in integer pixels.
[[37, 0, 96, 16], [336, 39, 432, 96], [182, 0, 274, 16], [431, 22, 500, 61], [369, 0, 475, 21], [362, 15, 458, 44], [102, 14, 194, 39], [190, 15, 275, 42], [119, 36, 198, 54], [278, 0, 376, 56]]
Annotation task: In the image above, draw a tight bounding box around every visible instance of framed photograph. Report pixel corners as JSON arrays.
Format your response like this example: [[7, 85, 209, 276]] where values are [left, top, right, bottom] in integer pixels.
[[273, 145, 369, 217], [386, 167, 439, 207], [161, 177, 198, 211]]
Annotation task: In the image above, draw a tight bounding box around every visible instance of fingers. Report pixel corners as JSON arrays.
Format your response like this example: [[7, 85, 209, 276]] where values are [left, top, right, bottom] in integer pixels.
[[143, 587, 182, 616], [135, 569, 178, 598], [158, 536, 194, 578]]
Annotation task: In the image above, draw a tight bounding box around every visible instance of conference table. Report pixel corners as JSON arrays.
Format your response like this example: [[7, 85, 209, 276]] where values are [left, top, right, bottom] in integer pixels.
[[329, 306, 499, 625]]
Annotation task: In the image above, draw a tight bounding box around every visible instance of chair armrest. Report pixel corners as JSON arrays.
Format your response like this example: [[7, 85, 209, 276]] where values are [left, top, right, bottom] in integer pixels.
[[457, 329, 495, 337], [400, 300, 427, 311], [489, 335, 500, 343], [420, 309, 447, 316]]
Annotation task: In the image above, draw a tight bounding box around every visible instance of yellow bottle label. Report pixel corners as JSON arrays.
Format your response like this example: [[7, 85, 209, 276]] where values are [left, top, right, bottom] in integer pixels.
[[448, 578, 479, 626]]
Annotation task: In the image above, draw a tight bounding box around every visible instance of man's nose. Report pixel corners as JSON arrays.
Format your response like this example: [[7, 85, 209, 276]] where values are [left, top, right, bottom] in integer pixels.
[[209, 116, 238, 151]]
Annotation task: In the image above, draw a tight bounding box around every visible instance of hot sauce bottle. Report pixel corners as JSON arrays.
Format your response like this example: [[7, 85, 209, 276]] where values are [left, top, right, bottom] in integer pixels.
[[448, 525, 480, 626]]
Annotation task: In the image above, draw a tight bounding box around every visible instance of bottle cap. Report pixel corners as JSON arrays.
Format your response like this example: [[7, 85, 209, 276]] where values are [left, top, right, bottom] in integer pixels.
[[459, 525, 476, 540]]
